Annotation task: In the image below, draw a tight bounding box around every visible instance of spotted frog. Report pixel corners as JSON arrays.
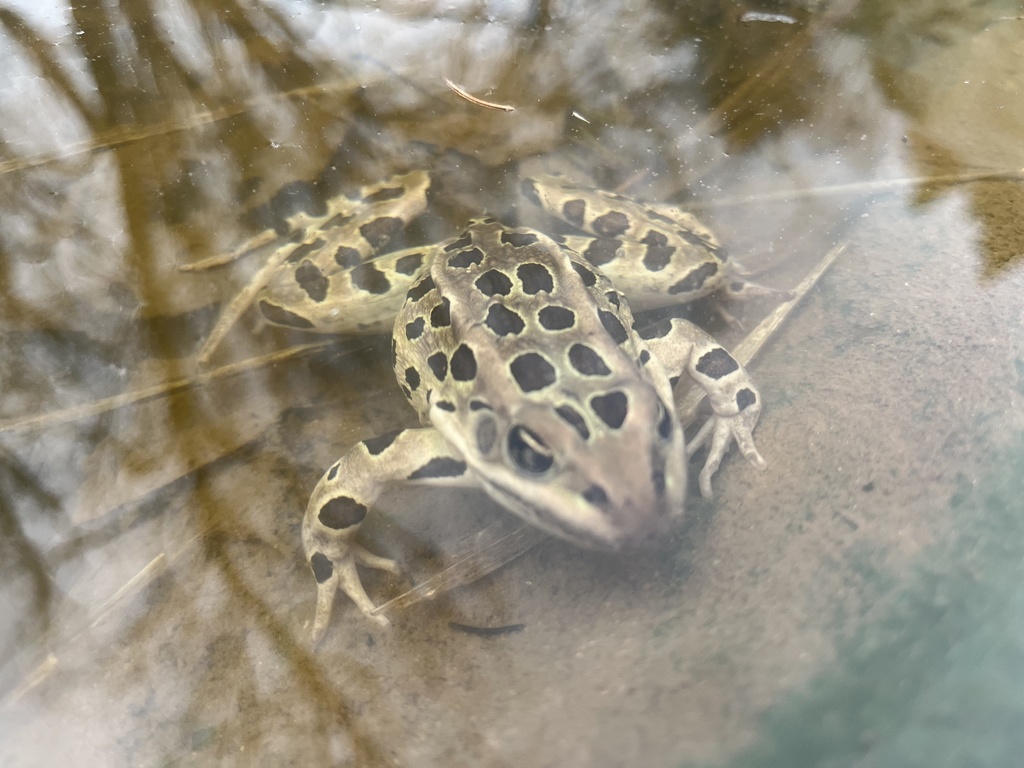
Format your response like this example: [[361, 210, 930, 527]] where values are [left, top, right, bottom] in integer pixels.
[[239, 171, 769, 643]]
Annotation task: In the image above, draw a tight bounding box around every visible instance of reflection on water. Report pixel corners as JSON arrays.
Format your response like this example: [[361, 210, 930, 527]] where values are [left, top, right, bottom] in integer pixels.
[[2, 0, 1024, 765]]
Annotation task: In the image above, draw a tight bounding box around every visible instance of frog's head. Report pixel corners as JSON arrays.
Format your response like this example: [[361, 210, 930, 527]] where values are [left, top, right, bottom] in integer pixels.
[[440, 379, 688, 551]]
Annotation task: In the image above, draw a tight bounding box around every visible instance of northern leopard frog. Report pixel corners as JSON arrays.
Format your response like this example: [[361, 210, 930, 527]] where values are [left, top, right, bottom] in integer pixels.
[[217, 171, 770, 643]]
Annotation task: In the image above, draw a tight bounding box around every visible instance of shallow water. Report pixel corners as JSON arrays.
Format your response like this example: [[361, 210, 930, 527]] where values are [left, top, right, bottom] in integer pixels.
[[2, 1, 1024, 766]]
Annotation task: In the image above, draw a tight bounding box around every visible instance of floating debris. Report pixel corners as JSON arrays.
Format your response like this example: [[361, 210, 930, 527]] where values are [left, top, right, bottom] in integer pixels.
[[442, 76, 516, 112]]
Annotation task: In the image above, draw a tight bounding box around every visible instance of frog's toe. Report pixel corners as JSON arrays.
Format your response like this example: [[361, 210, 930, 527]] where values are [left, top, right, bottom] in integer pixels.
[[352, 543, 402, 575], [694, 412, 766, 498], [309, 548, 394, 646]]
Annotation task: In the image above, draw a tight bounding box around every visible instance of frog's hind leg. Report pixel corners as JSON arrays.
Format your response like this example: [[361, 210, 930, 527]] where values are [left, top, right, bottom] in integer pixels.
[[303, 426, 472, 644], [637, 318, 767, 498]]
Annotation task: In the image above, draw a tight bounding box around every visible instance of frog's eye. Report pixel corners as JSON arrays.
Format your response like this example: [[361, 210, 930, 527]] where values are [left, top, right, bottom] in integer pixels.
[[507, 425, 554, 474]]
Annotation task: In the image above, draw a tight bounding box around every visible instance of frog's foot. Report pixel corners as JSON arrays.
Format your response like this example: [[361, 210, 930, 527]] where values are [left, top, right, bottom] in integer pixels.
[[302, 427, 471, 643], [308, 541, 401, 646], [724, 276, 794, 302], [714, 303, 745, 332], [686, 406, 767, 498]]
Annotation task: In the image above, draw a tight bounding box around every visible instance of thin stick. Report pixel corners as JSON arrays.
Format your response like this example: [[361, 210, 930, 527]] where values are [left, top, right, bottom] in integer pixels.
[[685, 169, 1024, 210], [0, 340, 338, 434], [0, 76, 374, 176], [442, 77, 515, 113]]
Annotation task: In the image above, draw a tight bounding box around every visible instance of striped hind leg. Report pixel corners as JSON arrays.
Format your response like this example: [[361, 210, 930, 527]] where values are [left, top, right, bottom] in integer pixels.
[[302, 427, 472, 644], [637, 318, 767, 498]]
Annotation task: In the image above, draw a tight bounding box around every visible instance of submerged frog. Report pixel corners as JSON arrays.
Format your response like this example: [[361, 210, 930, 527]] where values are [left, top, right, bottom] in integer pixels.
[[239, 171, 769, 643]]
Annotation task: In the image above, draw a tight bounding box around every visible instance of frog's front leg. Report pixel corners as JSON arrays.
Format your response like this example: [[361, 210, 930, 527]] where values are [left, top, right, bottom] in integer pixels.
[[637, 318, 767, 497], [303, 426, 473, 644]]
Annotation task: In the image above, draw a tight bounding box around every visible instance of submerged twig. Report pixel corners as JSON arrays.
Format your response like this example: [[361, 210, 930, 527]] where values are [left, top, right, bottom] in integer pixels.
[[0, 340, 338, 434], [442, 77, 515, 113], [685, 169, 1024, 210], [0, 76, 372, 176]]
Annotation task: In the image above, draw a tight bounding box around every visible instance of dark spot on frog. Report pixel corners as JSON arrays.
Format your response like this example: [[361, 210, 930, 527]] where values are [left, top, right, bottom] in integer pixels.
[[555, 404, 590, 440], [318, 496, 368, 529], [538, 306, 576, 331], [501, 231, 539, 247], [395, 251, 424, 276], [323, 213, 354, 230], [518, 263, 554, 294], [405, 317, 425, 340], [362, 429, 404, 456], [327, 463, 340, 481], [351, 263, 391, 295], [448, 247, 484, 269], [591, 210, 630, 238], [435, 400, 456, 412], [638, 349, 651, 365], [485, 305, 526, 336], [583, 484, 609, 506], [427, 352, 447, 380], [736, 388, 757, 411], [668, 262, 718, 296], [444, 232, 474, 252], [406, 275, 435, 302], [405, 366, 421, 390], [510, 352, 557, 392], [640, 230, 676, 272], [678, 227, 720, 252], [571, 261, 597, 287], [562, 198, 586, 226], [430, 297, 451, 327], [604, 290, 619, 307], [310, 552, 333, 583], [450, 344, 478, 381], [408, 457, 468, 480], [643, 207, 677, 227], [695, 348, 739, 380], [295, 261, 328, 302], [637, 318, 672, 340], [259, 300, 316, 329], [590, 390, 628, 429], [582, 239, 620, 266], [287, 238, 327, 263], [335, 245, 362, 268], [568, 344, 611, 376], [475, 269, 513, 296], [359, 216, 403, 251], [599, 310, 628, 345]]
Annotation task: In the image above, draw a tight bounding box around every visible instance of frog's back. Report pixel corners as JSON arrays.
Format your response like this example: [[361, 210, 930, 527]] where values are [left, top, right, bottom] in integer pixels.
[[393, 219, 687, 549]]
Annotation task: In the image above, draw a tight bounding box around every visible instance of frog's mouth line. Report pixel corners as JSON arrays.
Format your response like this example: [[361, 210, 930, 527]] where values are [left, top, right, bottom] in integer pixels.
[[475, 473, 626, 552]]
